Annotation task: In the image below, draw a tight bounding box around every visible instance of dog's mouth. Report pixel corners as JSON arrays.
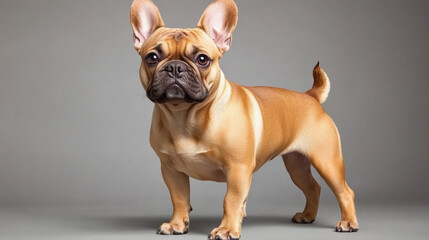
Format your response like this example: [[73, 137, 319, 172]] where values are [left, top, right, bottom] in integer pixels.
[[148, 82, 201, 104], [165, 83, 186, 100], [147, 61, 208, 104]]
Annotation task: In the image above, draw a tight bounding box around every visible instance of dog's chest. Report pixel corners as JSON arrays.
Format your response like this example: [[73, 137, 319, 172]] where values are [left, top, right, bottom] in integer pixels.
[[157, 136, 226, 182]]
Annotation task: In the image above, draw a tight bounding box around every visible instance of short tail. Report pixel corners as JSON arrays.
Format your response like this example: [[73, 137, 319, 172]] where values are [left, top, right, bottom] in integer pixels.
[[306, 62, 330, 104]]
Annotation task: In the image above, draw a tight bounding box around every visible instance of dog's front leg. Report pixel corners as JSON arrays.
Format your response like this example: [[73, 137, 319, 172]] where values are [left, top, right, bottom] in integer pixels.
[[157, 163, 191, 235], [209, 165, 252, 240]]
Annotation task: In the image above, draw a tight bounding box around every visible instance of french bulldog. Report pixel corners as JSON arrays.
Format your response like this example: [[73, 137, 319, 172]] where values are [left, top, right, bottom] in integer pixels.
[[129, 0, 359, 239]]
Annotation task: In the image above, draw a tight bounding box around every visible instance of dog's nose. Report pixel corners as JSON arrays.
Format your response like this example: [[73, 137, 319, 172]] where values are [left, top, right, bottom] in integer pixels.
[[164, 61, 188, 78]]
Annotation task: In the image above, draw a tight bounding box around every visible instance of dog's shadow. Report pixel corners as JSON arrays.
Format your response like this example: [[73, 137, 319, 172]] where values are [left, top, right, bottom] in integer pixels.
[[189, 216, 331, 234], [73, 215, 331, 235]]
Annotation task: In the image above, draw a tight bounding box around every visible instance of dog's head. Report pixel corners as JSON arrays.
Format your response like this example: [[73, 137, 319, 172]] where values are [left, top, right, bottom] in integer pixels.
[[130, 0, 238, 105]]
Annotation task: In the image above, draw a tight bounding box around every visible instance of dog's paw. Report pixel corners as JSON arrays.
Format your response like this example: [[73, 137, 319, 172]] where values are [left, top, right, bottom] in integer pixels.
[[291, 212, 315, 224], [207, 227, 240, 240], [156, 220, 189, 235], [335, 220, 359, 232]]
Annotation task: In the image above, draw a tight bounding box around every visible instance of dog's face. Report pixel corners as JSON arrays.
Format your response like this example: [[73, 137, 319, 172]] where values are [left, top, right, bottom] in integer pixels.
[[130, 0, 238, 106], [139, 28, 219, 104]]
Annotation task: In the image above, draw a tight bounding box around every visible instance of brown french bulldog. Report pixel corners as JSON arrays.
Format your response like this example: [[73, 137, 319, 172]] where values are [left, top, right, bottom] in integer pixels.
[[130, 0, 359, 239]]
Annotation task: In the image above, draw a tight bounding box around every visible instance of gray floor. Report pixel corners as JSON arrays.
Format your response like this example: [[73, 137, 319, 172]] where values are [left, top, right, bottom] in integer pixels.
[[0, 204, 428, 240]]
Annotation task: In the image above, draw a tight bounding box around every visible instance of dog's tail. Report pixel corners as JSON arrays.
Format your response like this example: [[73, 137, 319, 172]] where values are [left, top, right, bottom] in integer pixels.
[[306, 62, 330, 104]]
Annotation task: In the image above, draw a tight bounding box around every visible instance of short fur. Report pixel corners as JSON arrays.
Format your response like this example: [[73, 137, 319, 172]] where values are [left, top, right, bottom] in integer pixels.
[[129, 0, 359, 239]]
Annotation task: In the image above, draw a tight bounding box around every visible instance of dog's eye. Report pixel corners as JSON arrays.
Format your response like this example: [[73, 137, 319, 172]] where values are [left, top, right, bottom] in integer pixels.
[[145, 53, 159, 66], [196, 54, 211, 67]]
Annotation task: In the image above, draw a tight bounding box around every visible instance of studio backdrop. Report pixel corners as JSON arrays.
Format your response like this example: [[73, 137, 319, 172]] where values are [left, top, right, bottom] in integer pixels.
[[0, 0, 428, 214]]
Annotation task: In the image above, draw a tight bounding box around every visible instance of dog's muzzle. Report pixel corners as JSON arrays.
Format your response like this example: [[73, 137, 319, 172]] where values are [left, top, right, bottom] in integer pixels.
[[147, 60, 208, 104]]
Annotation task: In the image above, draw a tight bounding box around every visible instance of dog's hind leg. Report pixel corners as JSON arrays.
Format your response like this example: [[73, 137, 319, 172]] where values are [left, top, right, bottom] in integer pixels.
[[282, 151, 321, 224], [307, 116, 359, 232]]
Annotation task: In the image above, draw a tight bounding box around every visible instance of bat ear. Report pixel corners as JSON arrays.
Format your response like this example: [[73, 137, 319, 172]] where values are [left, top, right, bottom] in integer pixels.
[[130, 0, 164, 52], [197, 0, 238, 54]]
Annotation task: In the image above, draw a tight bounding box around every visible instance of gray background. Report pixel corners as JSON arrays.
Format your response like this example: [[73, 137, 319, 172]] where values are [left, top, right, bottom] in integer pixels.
[[1, 0, 428, 239]]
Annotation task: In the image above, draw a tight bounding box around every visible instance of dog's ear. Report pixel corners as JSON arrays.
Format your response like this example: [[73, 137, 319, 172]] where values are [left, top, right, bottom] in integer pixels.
[[197, 0, 238, 53], [130, 0, 164, 52]]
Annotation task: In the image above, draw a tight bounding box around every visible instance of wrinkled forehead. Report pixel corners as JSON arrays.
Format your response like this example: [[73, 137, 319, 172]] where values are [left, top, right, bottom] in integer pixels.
[[142, 27, 221, 58]]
